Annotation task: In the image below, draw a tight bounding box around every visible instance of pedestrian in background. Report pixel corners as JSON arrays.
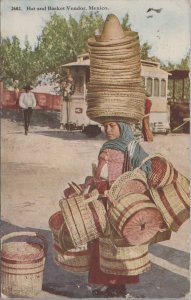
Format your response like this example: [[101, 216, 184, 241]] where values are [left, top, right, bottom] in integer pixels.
[[19, 84, 36, 135]]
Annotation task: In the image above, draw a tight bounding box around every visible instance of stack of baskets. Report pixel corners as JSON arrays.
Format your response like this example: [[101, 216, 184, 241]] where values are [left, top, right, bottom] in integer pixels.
[[86, 14, 146, 124], [106, 156, 190, 247], [49, 211, 90, 273]]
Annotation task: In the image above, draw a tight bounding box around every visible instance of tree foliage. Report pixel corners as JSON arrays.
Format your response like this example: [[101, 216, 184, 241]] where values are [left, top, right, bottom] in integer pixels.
[[1, 11, 188, 93]]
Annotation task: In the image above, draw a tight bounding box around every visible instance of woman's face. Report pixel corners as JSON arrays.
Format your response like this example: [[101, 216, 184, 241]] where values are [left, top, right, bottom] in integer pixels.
[[103, 122, 120, 140]]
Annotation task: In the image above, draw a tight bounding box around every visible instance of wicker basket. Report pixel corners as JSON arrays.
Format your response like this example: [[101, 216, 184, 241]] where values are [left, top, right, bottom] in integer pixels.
[[108, 169, 148, 202], [48, 211, 74, 250], [1, 232, 47, 298], [49, 211, 90, 273], [99, 237, 151, 276], [53, 243, 90, 273], [59, 193, 108, 249], [108, 193, 164, 245], [142, 155, 175, 189], [175, 171, 190, 197], [150, 182, 190, 232]]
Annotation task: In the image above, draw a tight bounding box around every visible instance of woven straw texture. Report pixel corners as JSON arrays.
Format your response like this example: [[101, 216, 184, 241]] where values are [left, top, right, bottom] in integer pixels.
[[87, 14, 145, 123], [54, 244, 90, 273], [49, 211, 89, 273], [59, 194, 108, 248], [145, 155, 175, 188], [150, 182, 190, 232], [99, 237, 151, 275], [108, 193, 164, 245], [1, 232, 46, 298], [108, 169, 148, 202], [176, 171, 190, 197], [49, 211, 76, 251]]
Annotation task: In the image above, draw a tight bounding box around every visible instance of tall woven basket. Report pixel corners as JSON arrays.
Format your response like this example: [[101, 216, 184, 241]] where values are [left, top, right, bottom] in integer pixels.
[[59, 193, 108, 249], [1, 232, 47, 298], [150, 181, 190, 232]]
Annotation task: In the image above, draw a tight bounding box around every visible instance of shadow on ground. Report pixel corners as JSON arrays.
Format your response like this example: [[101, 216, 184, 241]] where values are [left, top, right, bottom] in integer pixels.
[[1, 220, 190, 298]]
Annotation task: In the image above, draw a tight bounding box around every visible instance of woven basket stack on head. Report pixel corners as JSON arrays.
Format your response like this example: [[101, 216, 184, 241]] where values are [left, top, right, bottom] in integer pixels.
[[87, 14, 146, 124]]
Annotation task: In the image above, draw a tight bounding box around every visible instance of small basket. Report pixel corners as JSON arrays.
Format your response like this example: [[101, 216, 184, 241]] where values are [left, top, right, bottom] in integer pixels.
[[99, 237, 151, 276], [53, 243, 90, 273], [150, 182, 190, 232], [1, 231, 47, 298], [59, 192, 108, 249]]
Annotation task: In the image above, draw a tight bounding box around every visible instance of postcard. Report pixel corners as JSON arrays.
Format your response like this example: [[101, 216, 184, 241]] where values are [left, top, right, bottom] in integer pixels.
[[1, 0, 190, 299]]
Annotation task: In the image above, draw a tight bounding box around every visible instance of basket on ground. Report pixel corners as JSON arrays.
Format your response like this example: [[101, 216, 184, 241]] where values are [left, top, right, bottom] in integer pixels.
[[1, 231, 47, 298]]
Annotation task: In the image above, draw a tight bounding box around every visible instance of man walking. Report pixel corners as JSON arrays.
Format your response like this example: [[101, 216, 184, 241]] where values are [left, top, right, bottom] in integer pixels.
[[19, 84, 36, 135]]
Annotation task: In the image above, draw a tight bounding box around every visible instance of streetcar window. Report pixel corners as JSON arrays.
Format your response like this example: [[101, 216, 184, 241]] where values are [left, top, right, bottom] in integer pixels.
[[154, 78, 159, 96], [161, 79, 166, 97], [146, 77, 152, 96]]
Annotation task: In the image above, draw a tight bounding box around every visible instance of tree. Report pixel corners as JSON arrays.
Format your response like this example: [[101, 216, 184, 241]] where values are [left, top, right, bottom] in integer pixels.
[[0, 36, 39, 88], [140, 42, 152, 60], [36, 13, 104, 74]]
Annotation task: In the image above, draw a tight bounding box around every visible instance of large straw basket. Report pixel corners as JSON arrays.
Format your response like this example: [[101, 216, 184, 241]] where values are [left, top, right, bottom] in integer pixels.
[[108, 169, 148, 203], [1, 232, 47, 298], [108, 193, 164, 245], [59, 193, 108, 249], [99, 237, 150, 276], [49, 211, 90, 273], [150, 182, 190, 232]]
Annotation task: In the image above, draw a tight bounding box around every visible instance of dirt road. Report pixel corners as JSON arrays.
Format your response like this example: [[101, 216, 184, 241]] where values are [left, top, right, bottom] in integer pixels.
[[1, 119, 190, 298]]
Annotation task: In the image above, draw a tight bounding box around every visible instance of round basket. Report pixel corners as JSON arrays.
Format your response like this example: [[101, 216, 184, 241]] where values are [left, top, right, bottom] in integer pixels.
[[108, 193, 164, 245], [149, 182, 190, 232], [1, 232, 47, 298], [54, 244, 90, 273], [108, 169, 148, 202], [99, 237, 151, 276], [59, 193, 108, 249], [142, 155, 175, 188]]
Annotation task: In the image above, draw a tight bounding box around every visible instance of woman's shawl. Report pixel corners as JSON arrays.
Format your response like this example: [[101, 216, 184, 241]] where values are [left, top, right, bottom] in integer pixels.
[[100, 122, 151, 175]]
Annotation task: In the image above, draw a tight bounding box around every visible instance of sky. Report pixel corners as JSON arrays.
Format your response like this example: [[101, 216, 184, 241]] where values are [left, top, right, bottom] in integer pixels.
[[1, 0, 191, 64]]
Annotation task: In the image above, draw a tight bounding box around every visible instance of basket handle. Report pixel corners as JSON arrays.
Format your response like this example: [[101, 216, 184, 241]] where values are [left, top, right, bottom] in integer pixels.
[[1, 231, 48, 256]]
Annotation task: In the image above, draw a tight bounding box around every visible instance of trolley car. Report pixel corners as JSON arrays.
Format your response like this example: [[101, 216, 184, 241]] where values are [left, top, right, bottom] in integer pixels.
[[60, 54, 171, 135]]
